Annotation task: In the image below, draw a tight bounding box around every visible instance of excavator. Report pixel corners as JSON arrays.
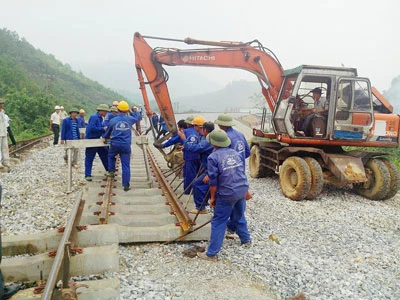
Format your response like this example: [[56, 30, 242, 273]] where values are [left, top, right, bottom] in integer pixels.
[[133, 32, 400, 201]]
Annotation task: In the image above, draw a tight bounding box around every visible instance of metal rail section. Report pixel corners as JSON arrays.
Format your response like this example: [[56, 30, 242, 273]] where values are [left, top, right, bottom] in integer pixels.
[[145, 142, 193, 232], [9, 133, 53, 156], [42, 192, 85, 300], [99, 177, 114, 224]]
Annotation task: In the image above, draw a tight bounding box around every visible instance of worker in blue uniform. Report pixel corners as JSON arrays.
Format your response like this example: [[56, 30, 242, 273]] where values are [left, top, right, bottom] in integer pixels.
[[160, 119, 187, 148], [180, 116, 201, 194], [156, 115, 168, 139], [77, 109, 86, 128], [197, 130, 252, 261], [77, 109, 87, 139], [145, 112, 159, 135], [215, 113, 250, 164], [61, 108, 80, 167], [178, 119, 214, 214], [104, 106, 119, 127], [84, 104, 110, 181], [104, 101, 140, 191], [161, 116, 200, 194], [215, 113, 251, 237]]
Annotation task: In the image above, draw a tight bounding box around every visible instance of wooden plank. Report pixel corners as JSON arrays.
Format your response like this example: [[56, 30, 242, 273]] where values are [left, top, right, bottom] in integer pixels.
[[63, 139, 109, 148]]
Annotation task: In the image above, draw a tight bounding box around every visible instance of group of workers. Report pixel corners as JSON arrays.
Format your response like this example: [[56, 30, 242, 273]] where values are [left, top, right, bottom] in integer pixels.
[[159, 113, 252, 261], [51, 103, 253, 260], [50, 101, 141, 191]]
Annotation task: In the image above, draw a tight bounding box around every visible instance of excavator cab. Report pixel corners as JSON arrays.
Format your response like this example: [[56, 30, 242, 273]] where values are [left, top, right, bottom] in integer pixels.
[[272, 65, 375, 142]]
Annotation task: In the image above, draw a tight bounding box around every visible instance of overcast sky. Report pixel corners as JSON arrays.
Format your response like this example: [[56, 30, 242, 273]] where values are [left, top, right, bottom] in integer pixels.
[[1, 0, 398, 91]]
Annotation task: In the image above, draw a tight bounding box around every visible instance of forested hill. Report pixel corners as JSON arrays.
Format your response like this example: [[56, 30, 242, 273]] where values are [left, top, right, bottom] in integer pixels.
[[0, 28, 124, 139]]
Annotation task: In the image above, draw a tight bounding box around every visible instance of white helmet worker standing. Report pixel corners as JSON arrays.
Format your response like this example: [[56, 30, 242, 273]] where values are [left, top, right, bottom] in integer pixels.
[[50, 105, 61, 146]]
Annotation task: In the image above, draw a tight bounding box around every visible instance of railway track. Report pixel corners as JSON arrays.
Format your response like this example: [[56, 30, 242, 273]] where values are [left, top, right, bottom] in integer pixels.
[[1, 134, 211, 299], [1, 133, 53, 174]]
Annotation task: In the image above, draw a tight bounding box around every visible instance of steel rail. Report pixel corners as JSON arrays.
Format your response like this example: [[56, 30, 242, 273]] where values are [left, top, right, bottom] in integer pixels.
[[99, 177, 113, 224], [145, 143, 193, 232], [9, 133, 52, 156], [42, 191, 85, 300]]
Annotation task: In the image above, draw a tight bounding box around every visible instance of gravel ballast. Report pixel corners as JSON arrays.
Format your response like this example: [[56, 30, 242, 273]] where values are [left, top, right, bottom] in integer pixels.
[[1, 134, 399, 299]]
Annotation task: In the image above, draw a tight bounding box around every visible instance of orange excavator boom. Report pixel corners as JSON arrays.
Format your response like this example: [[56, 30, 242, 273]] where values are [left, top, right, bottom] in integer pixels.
[[133, 32, 284, 137]]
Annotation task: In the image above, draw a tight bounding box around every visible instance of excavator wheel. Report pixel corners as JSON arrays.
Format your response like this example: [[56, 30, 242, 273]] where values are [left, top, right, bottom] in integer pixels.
[[303, 157, 324, 200], [249, 145, 274, 178], [279, 156, 311, 201], [378, 157, 400, 200], [354, 158, 390, 200]]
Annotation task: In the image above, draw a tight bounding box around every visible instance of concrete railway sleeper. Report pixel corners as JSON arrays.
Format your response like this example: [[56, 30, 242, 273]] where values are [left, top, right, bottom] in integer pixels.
[[1, 135, 211, 298]]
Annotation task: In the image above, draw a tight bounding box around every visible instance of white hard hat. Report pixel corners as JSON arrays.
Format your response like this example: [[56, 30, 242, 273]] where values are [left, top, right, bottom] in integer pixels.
[[55, 105, 61, 110], [60, 106, 64, 109]]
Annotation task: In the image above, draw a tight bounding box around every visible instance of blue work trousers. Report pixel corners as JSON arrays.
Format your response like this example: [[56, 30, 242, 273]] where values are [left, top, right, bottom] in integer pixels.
[[207, 196, 251, 257], [85, 146, 109, 177], [108, 143, 131, 188], [183, 159, 200, 194], [193, 172, 209, 210]]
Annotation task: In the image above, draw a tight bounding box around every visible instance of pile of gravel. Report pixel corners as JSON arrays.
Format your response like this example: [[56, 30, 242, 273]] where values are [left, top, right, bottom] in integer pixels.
[[1, 143, 84, 235], [2, 138, 399, 299], [117, 174, 399, 300]]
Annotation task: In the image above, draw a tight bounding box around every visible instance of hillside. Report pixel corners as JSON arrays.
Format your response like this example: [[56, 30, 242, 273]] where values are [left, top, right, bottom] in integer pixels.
[[0, 28, 125, 139]]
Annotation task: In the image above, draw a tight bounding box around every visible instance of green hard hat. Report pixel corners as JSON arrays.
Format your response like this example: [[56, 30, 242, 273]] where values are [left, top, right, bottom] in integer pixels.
[[110, 106, 118, 112], [96, 104, 110, 111], [214, 113, 234, 127], [69, 108, 79, 114], [206, 129, 231, 148], [184, 115, 194, 124]]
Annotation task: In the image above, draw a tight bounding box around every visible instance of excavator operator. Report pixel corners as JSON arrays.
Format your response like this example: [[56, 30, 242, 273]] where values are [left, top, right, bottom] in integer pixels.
[[298, 88, 328, 137]]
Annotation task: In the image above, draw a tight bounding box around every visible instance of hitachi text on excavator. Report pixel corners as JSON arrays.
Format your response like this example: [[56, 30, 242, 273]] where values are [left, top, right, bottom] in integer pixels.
[[133, 32, 400, 201]]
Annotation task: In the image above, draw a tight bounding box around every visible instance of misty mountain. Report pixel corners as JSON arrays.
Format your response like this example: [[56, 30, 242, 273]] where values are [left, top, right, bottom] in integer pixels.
[[70, 61, 223, 101], [175, 80, 260, 112], [384, 75, 400, 113]]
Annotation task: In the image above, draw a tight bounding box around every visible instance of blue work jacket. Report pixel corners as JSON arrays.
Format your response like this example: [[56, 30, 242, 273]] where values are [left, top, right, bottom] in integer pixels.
[[183, 134, 213, 170], [225, 127, 250, 165], [61, 117, 80, 140], [86, 112, 106, 139], [207, 147, 248, 201], [104, 113, 140, 144], [77, 116, 86, 128]]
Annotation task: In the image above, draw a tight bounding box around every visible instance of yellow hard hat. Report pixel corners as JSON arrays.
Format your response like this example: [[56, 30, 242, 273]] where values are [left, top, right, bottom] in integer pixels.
[[79, 109, 85, 113], [117, 101, 130, 112], [192, 115, 206, 126]]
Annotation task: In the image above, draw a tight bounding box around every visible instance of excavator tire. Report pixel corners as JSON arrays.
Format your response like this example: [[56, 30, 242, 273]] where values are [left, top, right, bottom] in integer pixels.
[[304, 157, 324, 200], [354, 158, 390, 200], [279, 156, 311, 201], [249, 145, 274, 178], [378, 157, 400, 200]]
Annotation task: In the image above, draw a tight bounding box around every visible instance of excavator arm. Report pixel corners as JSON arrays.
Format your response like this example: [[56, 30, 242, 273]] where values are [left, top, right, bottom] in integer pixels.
[[134, 33, 178, 140], [133, 32, 284, 139]]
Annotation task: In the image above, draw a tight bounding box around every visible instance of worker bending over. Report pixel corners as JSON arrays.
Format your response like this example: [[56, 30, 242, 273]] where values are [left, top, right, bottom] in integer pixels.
[[178, 117, 214, 214]]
